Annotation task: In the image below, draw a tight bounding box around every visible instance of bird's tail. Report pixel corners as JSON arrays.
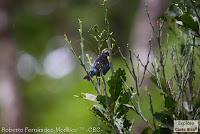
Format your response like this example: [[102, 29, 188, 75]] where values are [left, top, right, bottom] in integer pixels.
[[83, 75, 92, 81]]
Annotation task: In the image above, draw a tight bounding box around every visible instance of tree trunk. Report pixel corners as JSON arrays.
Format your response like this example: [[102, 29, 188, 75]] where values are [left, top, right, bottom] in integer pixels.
[[0, 0, 25, 131]]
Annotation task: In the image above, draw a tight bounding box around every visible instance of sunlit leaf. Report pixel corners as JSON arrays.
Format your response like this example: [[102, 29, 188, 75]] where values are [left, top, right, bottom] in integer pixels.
[[81, 93, 97, 102]]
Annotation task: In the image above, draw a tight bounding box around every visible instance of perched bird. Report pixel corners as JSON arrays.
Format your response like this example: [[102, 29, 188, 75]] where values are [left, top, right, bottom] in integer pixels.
[[84, 49, 110, 81]]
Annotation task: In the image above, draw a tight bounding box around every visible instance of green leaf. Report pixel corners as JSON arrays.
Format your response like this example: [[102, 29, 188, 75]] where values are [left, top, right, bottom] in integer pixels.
[[123, 118, 132, 130], [164, 95, 176, 111], [153, 112, 173, 129], [108, 68, 126, 102], [150, 75, 169, 94], [160, 78, 168, 94], [150, 75, 158, 87], [92, 105, 107, 122], [116, 92, 131, 118], [168, 4, 182, 17], [176, 13, 199, 32], [97, 95, 109, 108], [123, 104, 136, 111], [116, 104, 129, 118], [119, 92, 130, 104]]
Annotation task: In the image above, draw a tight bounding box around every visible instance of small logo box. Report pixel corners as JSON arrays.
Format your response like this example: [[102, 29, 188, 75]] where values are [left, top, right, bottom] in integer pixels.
[[174, 120, 198, 132]]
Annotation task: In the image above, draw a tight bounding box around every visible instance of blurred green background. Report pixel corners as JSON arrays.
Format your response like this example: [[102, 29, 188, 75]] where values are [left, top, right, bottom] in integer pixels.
[[10, 0, 140, 133]]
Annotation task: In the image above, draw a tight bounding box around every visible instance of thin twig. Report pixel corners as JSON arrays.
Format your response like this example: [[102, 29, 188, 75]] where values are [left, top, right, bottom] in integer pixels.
[[148, 92, 156, 130], [190, 0, 200, 22], [139, 38, 152, 87], [107, 38, 114, 74], [145, 3, 155, 33], [133, 53, 154, 75], [78, 19, 85, 64], [117, 46, 140, 96], [64, 34, 99, 94], [129, 50, 139, 96]]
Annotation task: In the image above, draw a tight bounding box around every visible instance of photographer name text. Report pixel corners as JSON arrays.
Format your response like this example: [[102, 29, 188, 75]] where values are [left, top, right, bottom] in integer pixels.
[[2, 126, 102, 133]]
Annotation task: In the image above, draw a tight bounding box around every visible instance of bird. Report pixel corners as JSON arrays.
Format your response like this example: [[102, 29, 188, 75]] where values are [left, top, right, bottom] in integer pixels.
[[84, 49, 110, 81]]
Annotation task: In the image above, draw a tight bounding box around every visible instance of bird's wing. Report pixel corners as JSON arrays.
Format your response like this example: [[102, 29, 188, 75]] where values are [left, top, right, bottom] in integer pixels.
[[94, 56, 108, 71], [93, 59, 101, 71]]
